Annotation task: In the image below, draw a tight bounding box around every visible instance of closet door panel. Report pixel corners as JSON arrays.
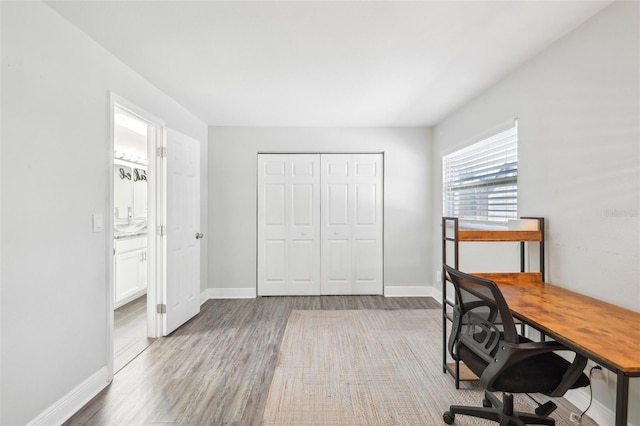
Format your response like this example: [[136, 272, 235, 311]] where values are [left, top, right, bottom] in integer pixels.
[[264, 240, 286, 283], [292, 184, 314, 226], [291, 239, 315, 284], [352, 238, 378, 294], [258, 154, 320, 296], [355, 183, 377, 225], [327, 184, 349, 226], [321, 154, 383, 295], [323, 239, 351, 293], [264, 185, 286, 226]]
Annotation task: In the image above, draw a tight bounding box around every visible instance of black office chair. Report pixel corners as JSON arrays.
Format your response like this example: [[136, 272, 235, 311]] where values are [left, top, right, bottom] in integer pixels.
[[442, 265, 590, 425]]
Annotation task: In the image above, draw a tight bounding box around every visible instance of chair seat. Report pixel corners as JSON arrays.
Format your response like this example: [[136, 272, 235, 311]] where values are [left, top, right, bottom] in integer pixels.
[[458, 335, 590, 395]]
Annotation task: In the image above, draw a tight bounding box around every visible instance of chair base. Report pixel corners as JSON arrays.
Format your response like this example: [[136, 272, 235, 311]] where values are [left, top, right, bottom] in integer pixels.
[[443, 391, 556, 426]]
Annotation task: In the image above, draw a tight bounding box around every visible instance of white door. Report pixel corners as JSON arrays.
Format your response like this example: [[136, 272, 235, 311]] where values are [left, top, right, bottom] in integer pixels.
[[257, 154, 321, 296], [163, 129, 201, 335], [321, 154, 383, 295]]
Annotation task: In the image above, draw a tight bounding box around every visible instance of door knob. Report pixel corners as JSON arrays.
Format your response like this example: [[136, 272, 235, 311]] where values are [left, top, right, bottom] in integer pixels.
[[195, 233, 204, 239]]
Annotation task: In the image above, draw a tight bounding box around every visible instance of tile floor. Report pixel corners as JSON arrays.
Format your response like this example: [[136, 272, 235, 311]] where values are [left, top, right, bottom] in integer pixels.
[[113, 295, 154, 372]]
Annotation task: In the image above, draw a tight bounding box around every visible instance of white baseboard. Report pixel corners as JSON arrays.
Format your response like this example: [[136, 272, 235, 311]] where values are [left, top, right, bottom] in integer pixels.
[[201, 287, 256, 303], [114, 289, 147, 309], [202, 286, 440, 300], [431, 284, 444, 304], [384, 285, 433, 298], [27, 366, 110, 426]]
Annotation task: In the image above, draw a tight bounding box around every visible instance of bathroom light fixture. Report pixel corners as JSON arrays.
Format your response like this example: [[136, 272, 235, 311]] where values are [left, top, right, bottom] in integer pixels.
[[114, 150, 148, 166]]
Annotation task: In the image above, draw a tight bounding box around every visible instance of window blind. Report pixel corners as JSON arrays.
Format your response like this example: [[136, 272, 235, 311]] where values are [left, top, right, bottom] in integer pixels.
[[443, 123, 518, 222]]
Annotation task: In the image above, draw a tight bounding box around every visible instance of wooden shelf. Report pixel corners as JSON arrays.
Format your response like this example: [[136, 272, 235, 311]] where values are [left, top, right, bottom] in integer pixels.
[[458, 229, 542, 242], [446, 363, 479, 381], [471, 272, 543, 284]]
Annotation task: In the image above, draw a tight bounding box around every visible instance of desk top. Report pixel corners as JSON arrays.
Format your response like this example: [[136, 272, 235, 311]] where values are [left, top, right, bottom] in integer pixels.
[[487, 278, 640, 374]]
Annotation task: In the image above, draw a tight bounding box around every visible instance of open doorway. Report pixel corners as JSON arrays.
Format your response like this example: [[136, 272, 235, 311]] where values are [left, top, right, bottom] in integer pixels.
[[108, 95, 203, 376], [111, 99, 163, 373]]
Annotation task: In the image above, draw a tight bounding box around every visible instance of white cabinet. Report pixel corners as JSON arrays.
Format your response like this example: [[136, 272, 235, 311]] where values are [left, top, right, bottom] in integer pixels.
[[114, 236, 147, 308]]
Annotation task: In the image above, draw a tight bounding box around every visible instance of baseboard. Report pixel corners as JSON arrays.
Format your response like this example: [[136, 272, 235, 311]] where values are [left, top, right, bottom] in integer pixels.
[[202, 286, 439, 299], [114, 289, 147, 309], [431, 284, 444, 304], [384, 285, 433, 298], [201, 287, 256, 303], [27, 366, 110, 426], [564, 387, 617, 426]]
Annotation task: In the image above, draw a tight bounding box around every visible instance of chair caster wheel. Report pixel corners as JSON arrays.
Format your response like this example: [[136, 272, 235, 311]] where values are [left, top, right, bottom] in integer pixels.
[[483, 397, 492, 407], [443, 411, 455, 424]]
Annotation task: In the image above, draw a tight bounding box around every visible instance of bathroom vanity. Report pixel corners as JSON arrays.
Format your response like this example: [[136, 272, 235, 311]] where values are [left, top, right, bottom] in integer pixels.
[[114, 234, 147, 308]]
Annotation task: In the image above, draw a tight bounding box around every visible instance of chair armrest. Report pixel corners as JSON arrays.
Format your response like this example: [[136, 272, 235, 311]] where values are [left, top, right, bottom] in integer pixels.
[[480, 340, 587, 396], [548, 350, 588, 397]]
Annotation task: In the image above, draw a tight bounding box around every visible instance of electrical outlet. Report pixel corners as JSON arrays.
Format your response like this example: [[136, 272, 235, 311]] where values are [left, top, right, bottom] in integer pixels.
[[570, 412, 581, 424], [586, 363, 605, 383], [436, 271, 442, 283], [591, 367, 604, 381]]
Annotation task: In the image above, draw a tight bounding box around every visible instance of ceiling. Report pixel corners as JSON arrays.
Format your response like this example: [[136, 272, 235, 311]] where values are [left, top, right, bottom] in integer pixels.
[[47, 1, 612, 127]]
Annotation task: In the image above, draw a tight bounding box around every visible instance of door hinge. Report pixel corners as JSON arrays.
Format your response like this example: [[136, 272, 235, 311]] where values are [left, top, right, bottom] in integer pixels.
[[157, 225, 166, 236], [156, 147, 167, 158], [157, 304, 167, 314]]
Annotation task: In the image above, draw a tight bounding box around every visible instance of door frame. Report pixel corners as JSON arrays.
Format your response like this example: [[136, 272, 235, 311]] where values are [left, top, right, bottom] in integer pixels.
[[256, 151, 385, 296], [108, 93, 165, 379]]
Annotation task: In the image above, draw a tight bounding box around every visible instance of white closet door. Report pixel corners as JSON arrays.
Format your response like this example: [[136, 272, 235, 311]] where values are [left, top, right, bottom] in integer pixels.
[[321, 154, 383, 295], [257, 154, 321, 296]]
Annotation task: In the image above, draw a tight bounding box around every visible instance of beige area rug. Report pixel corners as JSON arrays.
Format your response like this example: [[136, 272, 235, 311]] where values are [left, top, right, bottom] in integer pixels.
[[263, 309, 598, 426]]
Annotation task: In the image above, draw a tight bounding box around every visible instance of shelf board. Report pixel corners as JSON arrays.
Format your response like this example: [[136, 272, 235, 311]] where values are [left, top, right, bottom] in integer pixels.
[[471, 272, 543, 284], [447, 362, 479, 381], [458, 229, 542, 242]]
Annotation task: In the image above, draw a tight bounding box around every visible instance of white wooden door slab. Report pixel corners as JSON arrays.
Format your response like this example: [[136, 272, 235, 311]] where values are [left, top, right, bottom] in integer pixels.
[[164, 129, 201, 335], [257, 154, 321, 296], [321, 154, 383, 295]]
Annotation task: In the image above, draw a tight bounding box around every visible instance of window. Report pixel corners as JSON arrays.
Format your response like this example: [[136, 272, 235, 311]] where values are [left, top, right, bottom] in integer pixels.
[[443, 122, 518, 222]]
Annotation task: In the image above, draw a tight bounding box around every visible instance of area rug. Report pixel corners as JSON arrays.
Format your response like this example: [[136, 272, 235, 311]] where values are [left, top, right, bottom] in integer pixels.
[[262, 309, 597, 426]]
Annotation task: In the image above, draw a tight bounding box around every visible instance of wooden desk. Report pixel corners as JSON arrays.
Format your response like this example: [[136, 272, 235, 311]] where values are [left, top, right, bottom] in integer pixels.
[[477, 275, 640, 426]]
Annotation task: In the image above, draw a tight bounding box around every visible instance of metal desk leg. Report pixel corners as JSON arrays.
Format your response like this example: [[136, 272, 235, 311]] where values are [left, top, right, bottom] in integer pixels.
[[615, 371, 629, 426]]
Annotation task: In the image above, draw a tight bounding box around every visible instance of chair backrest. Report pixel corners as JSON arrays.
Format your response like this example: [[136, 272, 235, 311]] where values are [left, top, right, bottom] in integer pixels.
[[444, 265, 519, 364]]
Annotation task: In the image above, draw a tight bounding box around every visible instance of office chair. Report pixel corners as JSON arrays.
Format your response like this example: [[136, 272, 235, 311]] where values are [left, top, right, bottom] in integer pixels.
[[442, 265, 590, 426]]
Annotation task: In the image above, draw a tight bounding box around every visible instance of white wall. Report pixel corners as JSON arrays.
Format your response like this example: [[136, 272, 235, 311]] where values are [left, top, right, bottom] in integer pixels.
[[0, 2, 207, 425], [208, 127, 432, 295], [432, 1, 639, 424]]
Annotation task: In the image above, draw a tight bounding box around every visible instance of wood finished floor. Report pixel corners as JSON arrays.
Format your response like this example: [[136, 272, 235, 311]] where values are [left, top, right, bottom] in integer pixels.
[[66, 296, 439, 425]]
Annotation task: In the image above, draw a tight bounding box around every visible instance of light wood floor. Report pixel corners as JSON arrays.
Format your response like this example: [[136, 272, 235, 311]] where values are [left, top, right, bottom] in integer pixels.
[[66, 296, 439, 425]]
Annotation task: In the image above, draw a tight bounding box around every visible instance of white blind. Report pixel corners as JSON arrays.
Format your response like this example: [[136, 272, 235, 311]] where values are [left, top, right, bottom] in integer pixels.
[[443, 123, 518, 222]]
